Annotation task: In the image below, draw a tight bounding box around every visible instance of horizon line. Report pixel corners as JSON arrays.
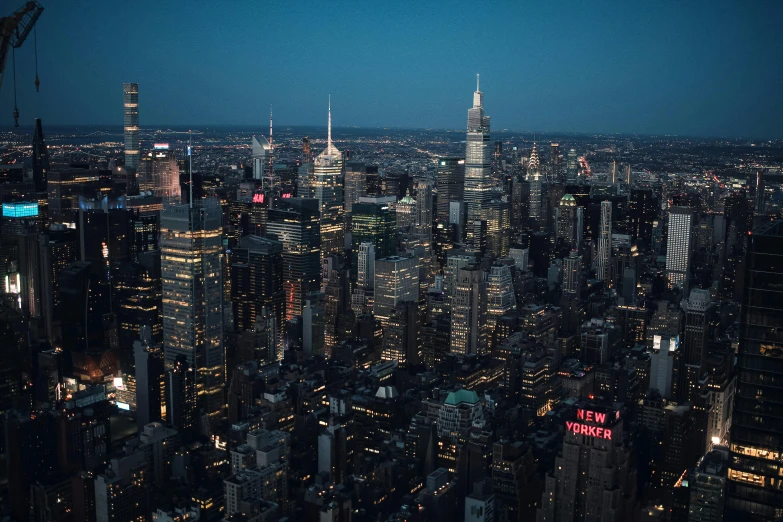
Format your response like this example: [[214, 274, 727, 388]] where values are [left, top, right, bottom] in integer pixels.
[[0, 123, 776, 142]]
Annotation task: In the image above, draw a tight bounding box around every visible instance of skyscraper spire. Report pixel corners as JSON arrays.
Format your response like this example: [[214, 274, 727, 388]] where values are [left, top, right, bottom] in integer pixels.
[[269, 105, 273, 151], [476, 73, 480, 92], [327, 94, 332, 147]]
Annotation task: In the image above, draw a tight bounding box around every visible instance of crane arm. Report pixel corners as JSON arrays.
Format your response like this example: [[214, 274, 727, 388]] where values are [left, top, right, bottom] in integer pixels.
[[0, 2, 44, 92]]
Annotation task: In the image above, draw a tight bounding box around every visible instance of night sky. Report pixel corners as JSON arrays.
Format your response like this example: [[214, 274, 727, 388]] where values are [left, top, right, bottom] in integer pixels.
[[2, 0, 782, 137]]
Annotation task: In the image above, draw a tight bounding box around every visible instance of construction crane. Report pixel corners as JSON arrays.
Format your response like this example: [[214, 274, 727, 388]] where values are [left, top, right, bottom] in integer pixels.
[[0, 1, 44, 126]]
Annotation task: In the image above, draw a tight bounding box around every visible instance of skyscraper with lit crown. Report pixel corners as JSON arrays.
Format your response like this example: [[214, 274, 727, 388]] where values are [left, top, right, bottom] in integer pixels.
[[528, 144, 543, 227], [464, 75, 492, 223], [304, 98, 344, 260]]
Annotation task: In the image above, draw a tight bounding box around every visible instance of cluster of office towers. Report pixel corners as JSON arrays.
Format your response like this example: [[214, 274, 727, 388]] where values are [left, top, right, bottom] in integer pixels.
[[0, 77, 779, 521]]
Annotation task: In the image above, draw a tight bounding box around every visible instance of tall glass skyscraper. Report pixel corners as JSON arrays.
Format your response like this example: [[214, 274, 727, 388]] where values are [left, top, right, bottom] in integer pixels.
[[596, 200, 612, 285], [266, 198, 321, 321], [726, 220, 783, 519], [436, 158, 465, 225], [123, 83, 139, 170], [138, 144, 180, 204], [373, 255, 419, 327], [32, 118, 50, 192], [160, 198, 224, 417], [303, 99, 344, 259], [464, 75, 491, 223], [666, 206, 693, 293]]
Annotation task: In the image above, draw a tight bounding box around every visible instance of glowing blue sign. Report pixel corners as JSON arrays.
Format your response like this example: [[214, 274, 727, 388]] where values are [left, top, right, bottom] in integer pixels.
[[2, 202, 38, 218]]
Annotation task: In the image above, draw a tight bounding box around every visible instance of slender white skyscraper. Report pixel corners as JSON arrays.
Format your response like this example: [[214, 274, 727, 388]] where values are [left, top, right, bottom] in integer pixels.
[[123, 83, 139, 170], [596, 201, 612, 285], [304, 97, 344, 260], [464, 75, 491, 222], [666, 206, 693, 293]]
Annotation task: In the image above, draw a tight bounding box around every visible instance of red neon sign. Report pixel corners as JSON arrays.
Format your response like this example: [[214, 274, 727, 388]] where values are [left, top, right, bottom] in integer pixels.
[[566, 421, 612, 440], [253, 193, 265, 204], [577, 409, 607, 424], [281, 193, 292, 198]]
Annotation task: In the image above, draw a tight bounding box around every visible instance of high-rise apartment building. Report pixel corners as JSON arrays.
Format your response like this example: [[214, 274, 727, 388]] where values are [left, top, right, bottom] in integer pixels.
[[666, 206, 693, 293], [123, 83, 139, 170], [450, 265, 488, 356], [266, 198, 321, 321], [160, 199, 224, 417], [464, 76, 491, 222], [596, 201, 612, 285], [726, 220, 783, 519], [436, 158, 465, 225]]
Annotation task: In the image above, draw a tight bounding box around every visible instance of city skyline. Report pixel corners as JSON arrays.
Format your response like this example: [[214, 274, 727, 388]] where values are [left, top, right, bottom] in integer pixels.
[[1, 1, 782, 138]]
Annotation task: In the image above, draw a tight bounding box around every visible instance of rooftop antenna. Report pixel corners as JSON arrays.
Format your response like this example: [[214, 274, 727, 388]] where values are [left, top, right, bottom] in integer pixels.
[[188, 130, 193, 208], [476, 73, 480, 92], [327, 94, 332, 147]]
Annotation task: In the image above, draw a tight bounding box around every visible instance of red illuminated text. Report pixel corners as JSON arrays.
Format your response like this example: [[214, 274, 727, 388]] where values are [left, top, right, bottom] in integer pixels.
[[566, 421, 612, 440], [577, 409, 607, 424]]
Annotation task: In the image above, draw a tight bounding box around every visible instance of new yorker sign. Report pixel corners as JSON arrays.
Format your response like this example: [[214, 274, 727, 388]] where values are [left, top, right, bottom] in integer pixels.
[[564, 408, 620, 440]]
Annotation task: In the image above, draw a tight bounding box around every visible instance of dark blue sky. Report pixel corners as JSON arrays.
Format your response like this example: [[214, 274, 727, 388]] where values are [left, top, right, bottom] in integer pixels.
[[3, 0, 782, 137]]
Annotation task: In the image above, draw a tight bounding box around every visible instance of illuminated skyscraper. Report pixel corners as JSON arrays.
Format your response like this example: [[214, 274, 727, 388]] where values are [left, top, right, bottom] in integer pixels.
[[550, 143, 560, 182], [537, 406, 636, 521], [486, 263, 515, 331], [303, 99, 344, 259], [32, 118, 50, 192], [596, 201, 612, 285], [486, 198, 510, 258], [138, 144, 180, 204], [251, 135, 272, 182], [436, 158, 465, 225], [556, 194, 578, 250], [374, 255, 419, 327], [266, 198, 321, 321], [726, 220, 783, 518], [351, 197, 396, 276], [528, 144, 543, 227], [666, 206, 693, 293], [450, 265, 488, 356], [566, 148, 578, 184], [160, 198, 224, 417], [123, 83, 139, 170], [464, 75, 491, 222]]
